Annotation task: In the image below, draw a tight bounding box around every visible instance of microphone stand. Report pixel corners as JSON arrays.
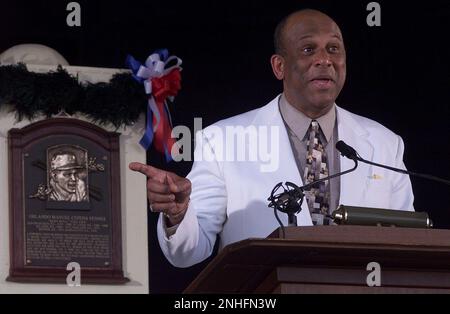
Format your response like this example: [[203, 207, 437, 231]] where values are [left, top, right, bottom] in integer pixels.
[[336, 140, 450, 186], [301, 159, 359, 192], [355, 155, 450, 186], [268, 159, 359, 231]]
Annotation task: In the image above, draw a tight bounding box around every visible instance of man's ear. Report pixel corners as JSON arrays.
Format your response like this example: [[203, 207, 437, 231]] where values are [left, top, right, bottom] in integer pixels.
[[270, 54, 285, 81]]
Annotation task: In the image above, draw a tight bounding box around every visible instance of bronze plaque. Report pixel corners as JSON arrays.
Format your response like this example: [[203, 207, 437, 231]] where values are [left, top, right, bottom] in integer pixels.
[[8, 118, 128, 284]]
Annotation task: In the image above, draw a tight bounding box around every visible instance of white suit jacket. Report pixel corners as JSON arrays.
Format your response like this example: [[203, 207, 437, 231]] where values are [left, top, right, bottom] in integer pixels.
[[157, 96, 415, 267]]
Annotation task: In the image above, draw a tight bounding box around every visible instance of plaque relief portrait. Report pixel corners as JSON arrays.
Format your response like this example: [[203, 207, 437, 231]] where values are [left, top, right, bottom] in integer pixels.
[[29, 144, 106, 204], [47, 146, 89, 202]]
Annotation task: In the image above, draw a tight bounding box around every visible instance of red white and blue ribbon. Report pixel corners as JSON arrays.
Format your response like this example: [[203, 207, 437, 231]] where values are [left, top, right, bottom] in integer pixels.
[[126, 49, 182, 162]]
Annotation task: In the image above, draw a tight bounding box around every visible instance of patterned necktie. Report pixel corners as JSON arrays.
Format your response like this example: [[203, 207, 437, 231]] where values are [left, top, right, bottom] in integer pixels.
[[304, 120, 331, 225]]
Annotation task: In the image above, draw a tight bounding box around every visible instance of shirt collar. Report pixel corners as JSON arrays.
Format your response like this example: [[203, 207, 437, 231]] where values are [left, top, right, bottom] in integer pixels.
[[279, 93, 336, 143]]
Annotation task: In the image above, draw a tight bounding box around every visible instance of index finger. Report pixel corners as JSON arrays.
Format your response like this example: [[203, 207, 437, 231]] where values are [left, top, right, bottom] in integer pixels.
[[129, 162, 161, 177]]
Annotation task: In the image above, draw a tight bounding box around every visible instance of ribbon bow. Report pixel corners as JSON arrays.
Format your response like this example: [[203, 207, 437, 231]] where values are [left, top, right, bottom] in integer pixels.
[[126, 49, 182, 162]]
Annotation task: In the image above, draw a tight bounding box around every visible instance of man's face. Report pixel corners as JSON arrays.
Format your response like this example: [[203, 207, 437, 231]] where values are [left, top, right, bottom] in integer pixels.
[[280, 13, 346, 115], [52, 169, 78, 193]]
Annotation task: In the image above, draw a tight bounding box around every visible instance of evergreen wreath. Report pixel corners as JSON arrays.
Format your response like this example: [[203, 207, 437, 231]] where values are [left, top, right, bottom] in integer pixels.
[[0, 63, 147, 128]]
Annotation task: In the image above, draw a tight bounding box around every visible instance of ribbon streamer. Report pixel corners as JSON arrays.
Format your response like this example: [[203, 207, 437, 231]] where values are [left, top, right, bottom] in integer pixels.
[[126, 49, 182, 162]]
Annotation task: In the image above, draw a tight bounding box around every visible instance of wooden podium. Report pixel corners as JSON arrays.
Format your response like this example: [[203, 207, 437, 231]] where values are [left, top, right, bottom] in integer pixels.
[[184, 226, 450, 293]]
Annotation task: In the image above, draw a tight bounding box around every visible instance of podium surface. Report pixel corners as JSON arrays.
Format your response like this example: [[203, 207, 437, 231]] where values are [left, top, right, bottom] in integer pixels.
[[185, 226, 450, 294]]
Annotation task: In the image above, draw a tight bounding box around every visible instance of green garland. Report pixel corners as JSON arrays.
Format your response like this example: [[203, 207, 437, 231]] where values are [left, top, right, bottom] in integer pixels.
[[0, 63, 147, 127]]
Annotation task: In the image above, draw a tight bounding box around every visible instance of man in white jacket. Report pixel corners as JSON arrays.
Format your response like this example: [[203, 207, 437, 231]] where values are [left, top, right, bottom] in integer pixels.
[[130, 9, 414, 267]]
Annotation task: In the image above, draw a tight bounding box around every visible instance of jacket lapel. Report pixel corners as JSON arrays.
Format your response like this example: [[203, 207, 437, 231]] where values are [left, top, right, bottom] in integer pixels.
[[336, 106, 374, 206], [252, 96, 312, 225]]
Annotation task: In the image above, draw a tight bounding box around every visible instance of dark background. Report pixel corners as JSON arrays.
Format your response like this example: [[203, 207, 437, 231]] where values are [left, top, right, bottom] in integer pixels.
[[1, 0, 449, 293]]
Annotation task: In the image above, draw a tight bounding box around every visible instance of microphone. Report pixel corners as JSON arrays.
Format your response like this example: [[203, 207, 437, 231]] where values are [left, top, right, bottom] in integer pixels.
[[335, 140, 358, 160], [336, 140, 450, 186], [268, 157, 359, 230]]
